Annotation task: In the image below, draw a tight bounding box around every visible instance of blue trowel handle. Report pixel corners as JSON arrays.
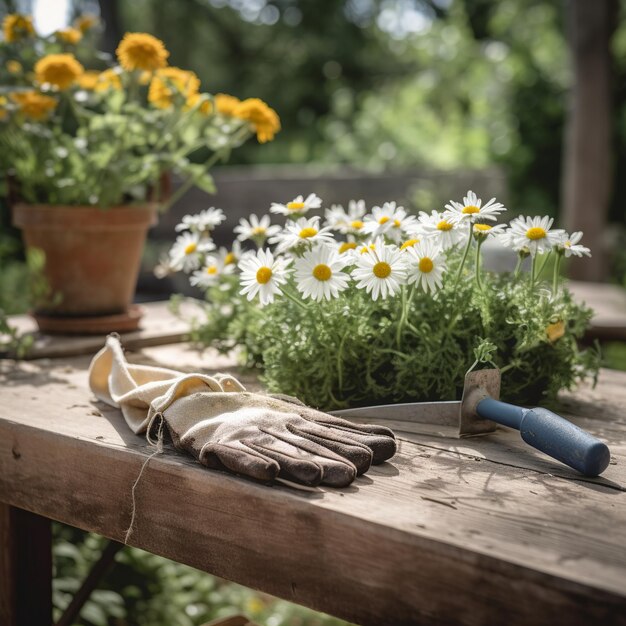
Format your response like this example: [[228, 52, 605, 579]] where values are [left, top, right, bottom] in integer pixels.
[[476, 398, 611, 477]]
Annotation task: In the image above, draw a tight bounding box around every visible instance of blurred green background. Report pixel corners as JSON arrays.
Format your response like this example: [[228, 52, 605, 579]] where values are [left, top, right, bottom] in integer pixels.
[[2, 1, 626, 625]]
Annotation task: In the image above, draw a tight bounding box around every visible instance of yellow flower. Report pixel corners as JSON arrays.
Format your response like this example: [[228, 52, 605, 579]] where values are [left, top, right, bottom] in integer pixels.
[[148, 67, 200, 109], [233, 97, 281, 143], [6, 60, 22, 75], [74, 14, 98, 33], [77, 70, 100, 90], [214, 93, 240, 116], [116, 32, 169, 72], [3, 14, 35, 43], [0, 96, 8, 121], [35, 54, 84, 90], [56, 27, 83, 45], [94, 68, 122, 92], [186, 93, 213, 115], [10, 90, 57, 121], [546, 320, 565, 343]]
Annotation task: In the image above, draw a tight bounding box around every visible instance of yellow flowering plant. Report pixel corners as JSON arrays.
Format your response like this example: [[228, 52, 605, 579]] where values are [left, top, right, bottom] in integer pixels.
[[0, 15, 280, 207]]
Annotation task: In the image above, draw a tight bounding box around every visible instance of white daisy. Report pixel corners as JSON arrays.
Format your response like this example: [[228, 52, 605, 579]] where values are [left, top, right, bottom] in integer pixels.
[[472, 222, 508, 240], [362, 202, 417, 242], [557, 231, 591, 258], [325, 200, 367, 235], [417, 210, 466, 250], [503, 216, 565, 256], [444, 190, 506, 224], [239, 248, 291, 306], [269, 216, 335, 253], [405, 240, 446, 294], [399, 237, 422, 251], [169, 232, 216, 272], [270, 193, 322, 216], [175, 207, 225, 233], [189, 255, 233, 288], [294, 245, 351, 301], [337, 240, 359, 255], [234, 214, 281, 243], [351, 238, 407, 301], [215, 240, 242, 268]]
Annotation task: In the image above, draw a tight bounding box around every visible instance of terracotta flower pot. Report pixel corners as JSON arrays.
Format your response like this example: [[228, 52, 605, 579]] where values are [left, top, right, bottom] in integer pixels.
[[12, 203, 158, 334]]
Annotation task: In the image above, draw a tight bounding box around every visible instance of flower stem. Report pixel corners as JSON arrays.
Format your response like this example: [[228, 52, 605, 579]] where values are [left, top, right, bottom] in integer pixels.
[[396, 284, 408, 348], [530, 254, 537, 289], [535, 251, 551, 281], [159, 149, 224, 212], [281, 286, 308, 311], [453, 221, 473, 291], [475, 238, 484, 291], [552, 253, 563, 295], [514, 255, 523, 278]]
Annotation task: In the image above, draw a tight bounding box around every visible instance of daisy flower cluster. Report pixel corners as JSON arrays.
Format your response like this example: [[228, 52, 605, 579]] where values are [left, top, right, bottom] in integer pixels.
[[164, 192, 597, 412], [165, 190, 591, 309]]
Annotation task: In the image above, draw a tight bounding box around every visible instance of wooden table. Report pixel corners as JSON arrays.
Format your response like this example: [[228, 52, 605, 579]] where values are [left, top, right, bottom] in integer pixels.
[[1, 342, 625, 626]]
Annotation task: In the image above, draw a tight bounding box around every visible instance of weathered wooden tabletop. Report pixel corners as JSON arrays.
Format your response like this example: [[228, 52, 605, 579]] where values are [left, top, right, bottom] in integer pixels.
[[1, 342, 625, 626]]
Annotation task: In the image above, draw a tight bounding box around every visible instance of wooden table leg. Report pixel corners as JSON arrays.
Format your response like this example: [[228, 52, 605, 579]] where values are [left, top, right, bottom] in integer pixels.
[[0, 503, 52, 626]]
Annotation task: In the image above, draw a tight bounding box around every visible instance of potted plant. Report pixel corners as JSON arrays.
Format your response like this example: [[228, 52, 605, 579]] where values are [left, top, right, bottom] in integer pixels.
[[0, 14, 280, 333], [162, 191, 599, 407]]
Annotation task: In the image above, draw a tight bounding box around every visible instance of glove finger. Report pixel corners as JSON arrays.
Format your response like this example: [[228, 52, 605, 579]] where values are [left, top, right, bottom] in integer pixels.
[[200, 441, 279, 483], [289, 423, 373, 475], [262, 427, 357, 487], [301, 410, 397, 438], [310, 423, 397, 465], [243, 438, 324, 487]]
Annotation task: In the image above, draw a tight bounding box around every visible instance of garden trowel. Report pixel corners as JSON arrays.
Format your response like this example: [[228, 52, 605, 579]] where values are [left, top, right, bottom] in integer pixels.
[[330, 369, 611, 477]]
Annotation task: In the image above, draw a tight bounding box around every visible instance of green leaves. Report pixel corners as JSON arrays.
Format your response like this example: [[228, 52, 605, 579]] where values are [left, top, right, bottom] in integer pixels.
[[193, 260, 598, 410], [0, 86, 246, 208]]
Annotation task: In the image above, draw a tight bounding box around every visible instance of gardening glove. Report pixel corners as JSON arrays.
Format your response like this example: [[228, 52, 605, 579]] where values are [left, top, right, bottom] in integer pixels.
[[89, 335, 396, 487]]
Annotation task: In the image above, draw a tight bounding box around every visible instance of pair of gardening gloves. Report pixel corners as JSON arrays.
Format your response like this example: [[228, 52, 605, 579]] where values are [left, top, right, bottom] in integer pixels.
[[88, 335, 397, 488]]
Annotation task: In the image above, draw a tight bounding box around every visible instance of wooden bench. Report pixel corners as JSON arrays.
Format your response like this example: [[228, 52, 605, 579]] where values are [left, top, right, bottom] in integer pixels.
[[1, 337, 625, 626]]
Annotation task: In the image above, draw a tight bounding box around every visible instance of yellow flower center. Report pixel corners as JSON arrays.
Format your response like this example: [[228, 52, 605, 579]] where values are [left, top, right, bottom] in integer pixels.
[[312, 264, 332, 281], [256, 267, 273, 284], [206, 265, 218, 275], [393, 219, 401, 228], [418, 257, 434, 273], [360, 244, 376, 254], [224, 252, 236, 265], [351, 220, 364, 230], [400, 239, 420, 250], [378, 216, 390, 225], [339, 242, 357, 254], [184, 243, 197, 255], [474, 224, 492, 232], [526, 227, 547, 240], [252, 226, 266, 236], [287, 201, 306, 211], [299, 227, 318, 239], [373, 261, 392, 279], [462, 205, 480, 215], [437, 220, 453, 231]]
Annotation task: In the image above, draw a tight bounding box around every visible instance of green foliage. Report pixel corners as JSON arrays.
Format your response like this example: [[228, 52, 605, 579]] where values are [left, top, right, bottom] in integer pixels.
[[0, 87, 247, 207], [194, 257, 598, 410], [53, 524, 352, 626]]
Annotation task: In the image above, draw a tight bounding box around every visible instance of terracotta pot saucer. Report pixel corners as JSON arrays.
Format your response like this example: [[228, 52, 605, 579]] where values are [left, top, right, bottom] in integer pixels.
[[33, 305, 144, 336]]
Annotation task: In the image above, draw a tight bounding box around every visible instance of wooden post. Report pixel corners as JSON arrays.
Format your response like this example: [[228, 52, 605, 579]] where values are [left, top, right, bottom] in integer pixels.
[[0, 504, 52, 626], [561, 0, 617, 281]]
